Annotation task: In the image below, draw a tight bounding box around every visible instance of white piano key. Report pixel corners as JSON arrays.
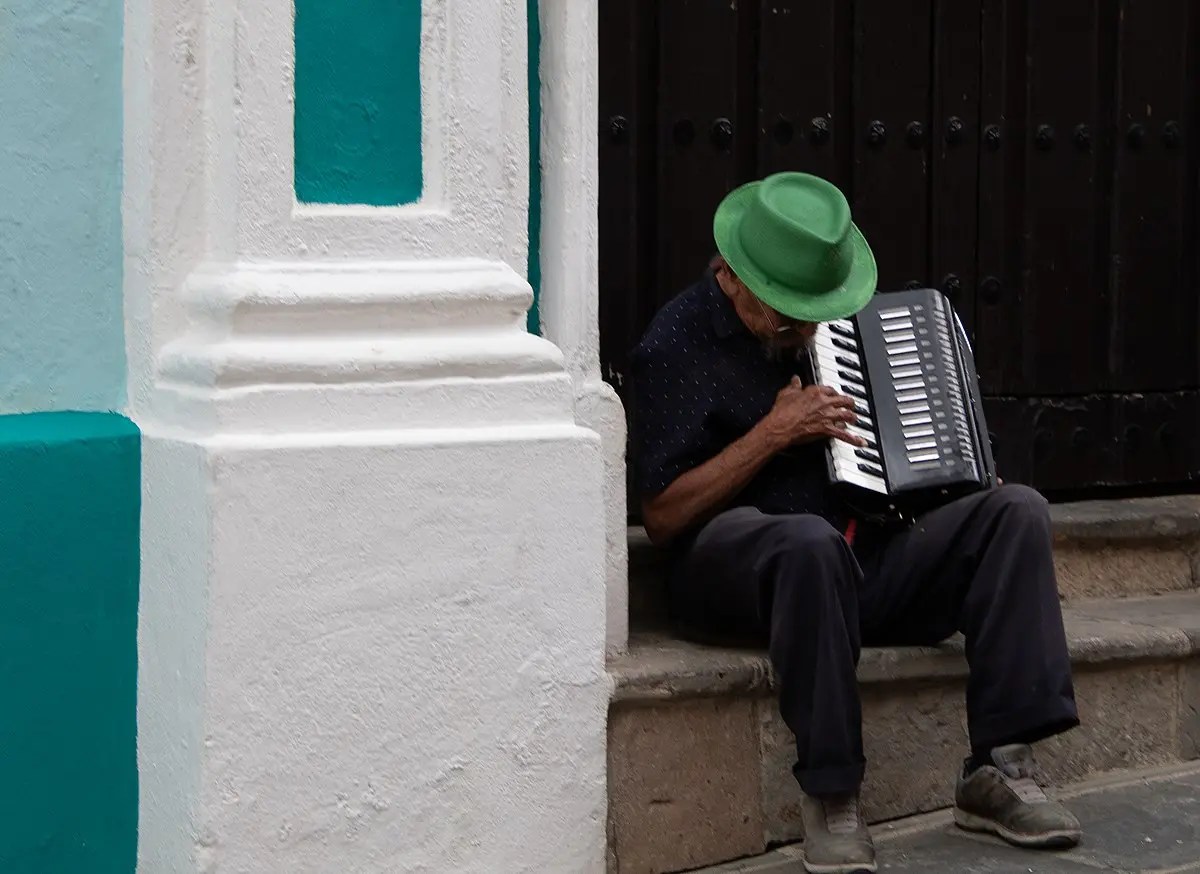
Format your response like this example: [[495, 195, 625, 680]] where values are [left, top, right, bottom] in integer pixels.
[[830, 457, 887, 493], [847, 425, 876, 443], [844, 470, 887, 493], [814, 334, 857, 355]]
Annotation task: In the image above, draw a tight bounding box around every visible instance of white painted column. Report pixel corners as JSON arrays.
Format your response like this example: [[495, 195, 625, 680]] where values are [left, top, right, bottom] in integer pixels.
[[125, 0, 610, 870], [536, 0, 629, 655]]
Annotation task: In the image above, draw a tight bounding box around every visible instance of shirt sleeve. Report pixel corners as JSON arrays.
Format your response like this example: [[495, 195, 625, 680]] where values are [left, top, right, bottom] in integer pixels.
[[629, 342, 721, 498]]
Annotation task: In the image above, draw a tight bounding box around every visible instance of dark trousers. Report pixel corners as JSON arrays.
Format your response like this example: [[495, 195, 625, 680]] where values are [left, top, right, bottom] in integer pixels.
[[673, 484, 1080, 798]]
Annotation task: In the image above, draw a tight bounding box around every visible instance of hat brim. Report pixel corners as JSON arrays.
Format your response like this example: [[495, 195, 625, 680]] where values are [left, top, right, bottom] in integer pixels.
[[713, 180, 878, 323]]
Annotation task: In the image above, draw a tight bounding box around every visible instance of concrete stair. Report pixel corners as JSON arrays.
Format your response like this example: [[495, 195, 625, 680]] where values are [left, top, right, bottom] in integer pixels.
[[607, 496, 1200, 874]]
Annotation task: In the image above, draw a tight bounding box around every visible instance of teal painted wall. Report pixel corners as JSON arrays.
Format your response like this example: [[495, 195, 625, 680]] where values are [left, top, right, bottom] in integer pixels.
[[527, 0, 541, 334], [1, 2, 140, 872], [0, 0, 125, 414], [294, 0, 423, 205], [0, 413, 140, 873]]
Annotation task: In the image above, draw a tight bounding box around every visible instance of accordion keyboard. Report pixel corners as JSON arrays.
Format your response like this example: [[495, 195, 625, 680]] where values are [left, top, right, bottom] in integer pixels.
[[809, 288, 995, 512], [810, 318, 888, 494]]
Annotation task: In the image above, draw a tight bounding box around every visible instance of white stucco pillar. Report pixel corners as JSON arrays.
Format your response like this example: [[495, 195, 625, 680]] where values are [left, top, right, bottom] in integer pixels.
[[125, 0, 610, 870], [536, 0, 629, 655]]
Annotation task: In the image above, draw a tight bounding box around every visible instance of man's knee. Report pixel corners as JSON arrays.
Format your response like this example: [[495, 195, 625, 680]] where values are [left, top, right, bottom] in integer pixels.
[[983, 483, 1051, 530], [761, 514, 848, 563]]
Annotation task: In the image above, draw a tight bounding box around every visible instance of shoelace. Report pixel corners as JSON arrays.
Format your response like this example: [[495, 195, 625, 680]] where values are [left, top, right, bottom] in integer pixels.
[[824, 796, 860, 835], [991, 748, 1049, 804], [1004, 774, 1049, 804]]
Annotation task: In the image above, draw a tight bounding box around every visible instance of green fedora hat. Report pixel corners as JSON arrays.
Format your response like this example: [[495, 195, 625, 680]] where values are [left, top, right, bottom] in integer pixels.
[[713, 171, 877, 323]]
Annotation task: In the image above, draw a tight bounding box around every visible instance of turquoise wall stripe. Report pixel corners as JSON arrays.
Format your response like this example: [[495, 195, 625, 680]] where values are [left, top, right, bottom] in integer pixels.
[[294, 0, 423, 205], [526, 0, 541, 334], [0, 0, 125, 414], [0, 413, 140, 874]]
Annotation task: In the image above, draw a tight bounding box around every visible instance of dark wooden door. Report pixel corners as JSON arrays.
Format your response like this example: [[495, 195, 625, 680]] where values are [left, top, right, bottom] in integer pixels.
[[600, 0, 1200, 512]]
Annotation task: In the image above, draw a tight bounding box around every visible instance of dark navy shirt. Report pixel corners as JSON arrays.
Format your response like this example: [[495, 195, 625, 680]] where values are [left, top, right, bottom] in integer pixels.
[[630, 268, 848, 550]]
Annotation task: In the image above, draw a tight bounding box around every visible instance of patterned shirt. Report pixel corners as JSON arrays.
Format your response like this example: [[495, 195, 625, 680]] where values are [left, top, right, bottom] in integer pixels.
[[629, 268, 848, 549]]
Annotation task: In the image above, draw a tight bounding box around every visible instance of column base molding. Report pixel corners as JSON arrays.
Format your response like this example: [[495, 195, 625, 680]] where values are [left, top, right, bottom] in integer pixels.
[[151, 259, 576, 435]]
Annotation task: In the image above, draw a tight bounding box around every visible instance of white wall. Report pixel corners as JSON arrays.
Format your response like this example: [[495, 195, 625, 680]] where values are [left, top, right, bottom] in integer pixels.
[[125, 0, 612, 869]]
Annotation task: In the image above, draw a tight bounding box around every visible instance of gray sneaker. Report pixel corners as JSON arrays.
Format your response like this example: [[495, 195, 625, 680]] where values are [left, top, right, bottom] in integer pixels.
[[799, 794, 877, 874], [953, 744, 1082, 849]]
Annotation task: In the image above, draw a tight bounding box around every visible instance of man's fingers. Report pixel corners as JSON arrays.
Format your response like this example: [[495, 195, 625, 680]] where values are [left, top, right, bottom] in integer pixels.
[[821, 394, 858, 410], [828, 427, 868, 447], [819, 409, 859, 426]]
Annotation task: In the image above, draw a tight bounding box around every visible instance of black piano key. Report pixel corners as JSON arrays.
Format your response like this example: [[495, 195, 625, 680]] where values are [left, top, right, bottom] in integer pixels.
[[854, 402, 871, 418], [858, 462, 885, 478], [854, 448, 881, 464], [833, 337, 857, 354], [835, 355, 862, 371], [844, 384, 868, 401], [837, 369, 865, 386], [829, 323, 855, 339]]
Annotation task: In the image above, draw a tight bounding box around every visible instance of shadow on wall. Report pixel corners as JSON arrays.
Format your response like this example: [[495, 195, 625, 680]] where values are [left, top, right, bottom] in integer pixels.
[[528, 0, 542, 334]]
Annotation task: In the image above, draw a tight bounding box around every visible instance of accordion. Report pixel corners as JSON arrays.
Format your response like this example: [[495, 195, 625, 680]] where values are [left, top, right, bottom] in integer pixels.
[[807, 287, 997, 520]]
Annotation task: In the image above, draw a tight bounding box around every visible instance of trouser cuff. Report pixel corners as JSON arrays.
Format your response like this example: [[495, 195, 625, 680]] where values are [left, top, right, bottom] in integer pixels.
[[970, 694, 1080, 753], [793, 759, 866, 798]]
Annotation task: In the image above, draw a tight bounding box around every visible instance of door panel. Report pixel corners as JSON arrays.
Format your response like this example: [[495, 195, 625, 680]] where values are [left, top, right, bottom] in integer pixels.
[[930, 0, 983, 340], [1108, 0, 1197, 391], [757, 0, 848, 188], [655, 0, 750, 304], [850, 0, 933, 291]]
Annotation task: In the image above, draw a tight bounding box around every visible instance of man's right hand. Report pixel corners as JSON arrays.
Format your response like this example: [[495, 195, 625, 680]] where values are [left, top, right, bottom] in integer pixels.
[[762, 377, 867, 449]]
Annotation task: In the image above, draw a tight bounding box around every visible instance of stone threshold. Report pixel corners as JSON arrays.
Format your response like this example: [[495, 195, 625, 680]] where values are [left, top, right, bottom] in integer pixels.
[[612, 591, 1200, 702], [628, 495, 1200, 629], [1048, 494, 1200, 541]]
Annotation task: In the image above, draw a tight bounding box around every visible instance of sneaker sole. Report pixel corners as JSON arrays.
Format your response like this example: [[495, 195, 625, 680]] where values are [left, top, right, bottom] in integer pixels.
[[803, 857, 878, 874], [953, 807, 1081, 849]]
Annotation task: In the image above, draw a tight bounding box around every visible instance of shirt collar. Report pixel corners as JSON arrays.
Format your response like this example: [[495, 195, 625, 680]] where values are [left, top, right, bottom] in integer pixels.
[[704, 269, 747, 339]]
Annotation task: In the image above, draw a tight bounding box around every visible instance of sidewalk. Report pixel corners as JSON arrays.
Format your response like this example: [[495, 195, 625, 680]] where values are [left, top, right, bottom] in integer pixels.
[[696, 762, 1200, 873]]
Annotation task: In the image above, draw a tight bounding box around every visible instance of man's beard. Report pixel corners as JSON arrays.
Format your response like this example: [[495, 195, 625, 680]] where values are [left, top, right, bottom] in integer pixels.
[[762, 332, 812, 362]]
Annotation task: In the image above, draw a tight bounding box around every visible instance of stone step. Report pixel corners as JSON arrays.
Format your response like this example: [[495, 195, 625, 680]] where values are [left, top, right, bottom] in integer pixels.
[[628, 496, 1200, 631], [606, 591, 1200, 874]]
